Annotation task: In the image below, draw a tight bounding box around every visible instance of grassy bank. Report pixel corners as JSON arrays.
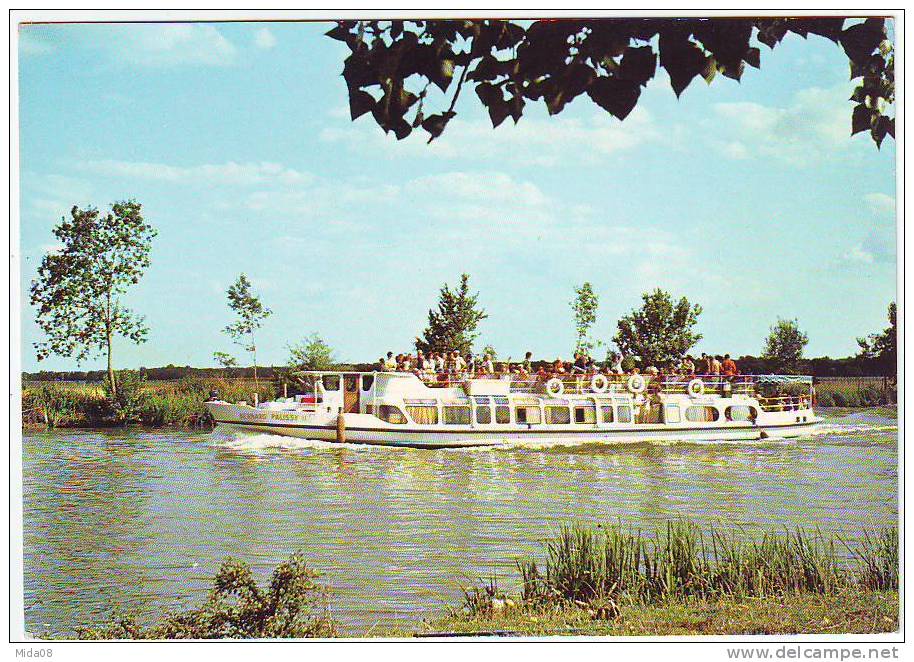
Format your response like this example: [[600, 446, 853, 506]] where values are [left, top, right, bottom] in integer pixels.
[[74, 521, 898, 639], [413, 589, 898, 636], [22, 375, 261, 429], [408, 522, 899, 637], [814, 377, 895, 407]]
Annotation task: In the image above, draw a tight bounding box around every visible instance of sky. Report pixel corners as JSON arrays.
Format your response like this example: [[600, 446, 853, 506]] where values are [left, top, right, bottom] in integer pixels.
[[17, 20, 897, 372]]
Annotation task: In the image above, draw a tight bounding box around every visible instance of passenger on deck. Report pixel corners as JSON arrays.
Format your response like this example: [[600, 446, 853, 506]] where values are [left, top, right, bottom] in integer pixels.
[[722, 354, 738, 376], [482, 353, 495, 375], [572, 353, 588, 374], [644, 364, 659, 376], [435, 352, 446, 373], [552, 358, 566, 374], [522, 351, 533, 373], [710, 355, 722, 375], [701, 353, 712, 374], [681, 355, 696, 375], [610, 353, 624, 375], [451, 350, 466, 374], [384, 351, 397, 371]]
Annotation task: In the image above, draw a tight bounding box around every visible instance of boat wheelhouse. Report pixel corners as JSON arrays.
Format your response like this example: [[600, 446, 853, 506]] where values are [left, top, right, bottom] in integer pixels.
[[204, 371, 820, 448]]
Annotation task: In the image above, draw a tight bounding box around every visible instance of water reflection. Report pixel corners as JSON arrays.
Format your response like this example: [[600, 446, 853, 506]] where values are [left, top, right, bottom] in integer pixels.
[[22, 410, 897, 636]]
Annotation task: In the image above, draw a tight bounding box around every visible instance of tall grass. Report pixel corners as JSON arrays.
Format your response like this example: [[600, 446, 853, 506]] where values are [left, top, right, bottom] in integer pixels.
[[466, 521, 898, 616], [815, 378, 895, 407], [22, 374, 262, 429]]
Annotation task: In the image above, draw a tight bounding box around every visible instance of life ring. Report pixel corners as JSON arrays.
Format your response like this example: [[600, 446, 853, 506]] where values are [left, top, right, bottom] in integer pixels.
[[590, 374, 609, 393], [546, 378, 564, 396], [627, 374, 646, 394], [687, 378, 705, 397]]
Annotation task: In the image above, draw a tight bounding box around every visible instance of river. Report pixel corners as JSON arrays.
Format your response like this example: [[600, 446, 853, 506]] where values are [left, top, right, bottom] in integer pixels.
[[22, 408, 897, 636]]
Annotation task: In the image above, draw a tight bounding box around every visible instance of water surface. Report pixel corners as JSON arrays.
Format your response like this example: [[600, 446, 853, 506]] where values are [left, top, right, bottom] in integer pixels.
[[22, 409, 898, 636]]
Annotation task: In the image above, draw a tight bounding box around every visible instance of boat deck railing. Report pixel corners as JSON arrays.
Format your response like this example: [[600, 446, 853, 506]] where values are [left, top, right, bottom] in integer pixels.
[[418, 372, 813, 399]]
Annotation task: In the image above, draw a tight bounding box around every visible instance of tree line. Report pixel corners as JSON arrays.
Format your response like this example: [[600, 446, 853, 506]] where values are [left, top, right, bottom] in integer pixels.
[[29, 204, 897, 389]]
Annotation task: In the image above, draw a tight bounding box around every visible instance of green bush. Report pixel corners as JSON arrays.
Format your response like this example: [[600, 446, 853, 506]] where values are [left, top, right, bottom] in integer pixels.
[[80, 553, 335, 639], [103, 371, 147, 423]]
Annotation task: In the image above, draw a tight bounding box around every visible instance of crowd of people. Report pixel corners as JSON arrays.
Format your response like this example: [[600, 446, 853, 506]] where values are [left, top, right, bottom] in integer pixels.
[[376, 349, 741, 385]]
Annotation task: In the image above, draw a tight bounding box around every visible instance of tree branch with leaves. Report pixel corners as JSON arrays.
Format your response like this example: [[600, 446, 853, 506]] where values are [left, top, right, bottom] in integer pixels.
[[30, 201, 157, 398], [613, 289, 702, 368], [571, 282, 599, 354], [416, 273, 488, 355], [329, 17, 894, 148], [223, 274, 272, 386]]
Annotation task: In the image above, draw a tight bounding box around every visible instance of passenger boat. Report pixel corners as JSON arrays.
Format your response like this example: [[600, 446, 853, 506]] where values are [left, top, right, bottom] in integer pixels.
[[205, 371, 821, 449]]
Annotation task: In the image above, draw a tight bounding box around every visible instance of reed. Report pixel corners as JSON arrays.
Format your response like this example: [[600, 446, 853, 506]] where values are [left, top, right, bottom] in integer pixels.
[[845, 527, 899, 592], [462, 521, 898, 617], [22, 375, 261, 429]]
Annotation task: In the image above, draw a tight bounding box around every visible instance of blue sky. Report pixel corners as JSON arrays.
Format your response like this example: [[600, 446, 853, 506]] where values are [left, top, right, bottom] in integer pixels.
[[18, 21, 896, 372]]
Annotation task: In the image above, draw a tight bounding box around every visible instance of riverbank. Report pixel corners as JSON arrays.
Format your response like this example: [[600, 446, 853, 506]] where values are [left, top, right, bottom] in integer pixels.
[[401, 590, 898, 636], [21, 376, 260, 429]]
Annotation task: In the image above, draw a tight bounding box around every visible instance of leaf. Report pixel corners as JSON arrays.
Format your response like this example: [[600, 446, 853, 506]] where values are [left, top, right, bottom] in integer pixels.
[[745, 47, 761, 69], [841, 18, 885, 62], [617, 45, 657, 86], [872, 115, 892, 148], [348, 90, 375, 120], [587, 77, 640, 120], [421, 111, 456, 140], [851, 103, 875, 135], [659, 30, 710, 97], [325, 23, 354, 44], [392, 118, 412, 140]]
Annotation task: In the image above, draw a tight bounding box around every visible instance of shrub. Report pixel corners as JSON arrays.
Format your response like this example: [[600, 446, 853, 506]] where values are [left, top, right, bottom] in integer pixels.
[[80, 553, 335, 639], [103, 371, 147, 424]]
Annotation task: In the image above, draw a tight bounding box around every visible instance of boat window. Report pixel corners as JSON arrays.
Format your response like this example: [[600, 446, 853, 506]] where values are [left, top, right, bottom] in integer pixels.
[[475, 406, 491, 424], [493, 396, 509, 405], [574, 406, 596, 424], [378, 405, 406, 424], [665, 405, 681, 424], [545, 406, 570, 424], [322, 375, 340, 391], [362, 375, 374, 391], [406, 405, 438, 425], [616, 405, 633, 424], [495, 405, 510, 424], [365, 405, 373, 415], [515, 406, 541, 424], [686, 406, 720, 423], [600, 405, 614, 423], [443, 406, 471, 425], [344, 375, 359, 392], [473, 396, 490, 406], [725, 405, 752, 422]]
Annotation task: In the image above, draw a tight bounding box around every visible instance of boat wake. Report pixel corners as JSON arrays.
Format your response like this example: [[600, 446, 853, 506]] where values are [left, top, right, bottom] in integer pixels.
[[210, 429, 368, 452]]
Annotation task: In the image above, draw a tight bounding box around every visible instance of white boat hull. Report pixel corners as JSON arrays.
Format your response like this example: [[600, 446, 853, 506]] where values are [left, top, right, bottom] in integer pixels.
[[206, 402, 819, 449]]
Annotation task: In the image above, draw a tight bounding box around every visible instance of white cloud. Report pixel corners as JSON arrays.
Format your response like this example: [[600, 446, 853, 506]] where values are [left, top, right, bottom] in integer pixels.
[[720, 141, 749, 160], [864, 192, 895, 216], [22, 173, 94, 219], [103, 24, 236, 67], [843, 231, 895, 265], [713, 85, 863, 166], [320, 108, 659, 167], [253, 27, 277, 50], [83, 159, 313, 187]]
